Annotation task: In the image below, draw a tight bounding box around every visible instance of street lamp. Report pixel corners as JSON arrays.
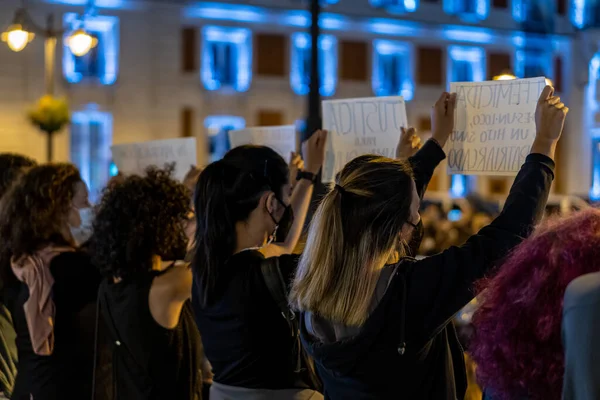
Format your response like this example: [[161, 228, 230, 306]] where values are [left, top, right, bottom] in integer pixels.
[[1, 4, 97, 161]]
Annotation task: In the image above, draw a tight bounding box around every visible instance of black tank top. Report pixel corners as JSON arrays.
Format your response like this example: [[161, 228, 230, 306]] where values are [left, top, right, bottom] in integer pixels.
[[99, 268, 202, 400]]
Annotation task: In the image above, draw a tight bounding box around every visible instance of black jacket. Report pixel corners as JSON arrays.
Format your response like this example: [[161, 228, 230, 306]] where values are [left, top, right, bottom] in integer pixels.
[[300, 151, 554, 400]]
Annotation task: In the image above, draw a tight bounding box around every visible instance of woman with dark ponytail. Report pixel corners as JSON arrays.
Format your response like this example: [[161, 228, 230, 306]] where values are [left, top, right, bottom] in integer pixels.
[[192, 131, 327, 399]]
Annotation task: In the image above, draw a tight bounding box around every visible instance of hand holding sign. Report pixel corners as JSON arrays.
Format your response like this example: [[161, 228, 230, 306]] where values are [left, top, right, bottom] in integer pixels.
[[530, 85, 569, 159], [303, 130, 328, 174], [431, 92, 457, 148], [396, 127, 422, 159], [289, 152, 304, 185]]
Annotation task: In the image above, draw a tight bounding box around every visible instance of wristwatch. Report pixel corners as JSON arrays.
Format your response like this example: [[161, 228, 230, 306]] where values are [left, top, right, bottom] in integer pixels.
[[296, 171, 318, 184]]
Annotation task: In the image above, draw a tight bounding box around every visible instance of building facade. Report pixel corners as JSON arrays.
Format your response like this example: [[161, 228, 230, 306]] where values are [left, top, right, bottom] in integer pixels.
[[0, 0, 598, 201]]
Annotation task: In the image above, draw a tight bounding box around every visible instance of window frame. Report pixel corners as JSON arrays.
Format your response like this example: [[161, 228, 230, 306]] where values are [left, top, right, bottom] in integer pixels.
[[515, 48, 552, 79], [443, 0, 490, 21], [204, 115, 246, 162], [63, 13, 119, 85], [71, 106, 113, 202], [447, 45, 485, 85], [290, 32, 337, 97], [372, 39, 414, 100], [370, 0, 419, 12], [201, 26, 252, 92]]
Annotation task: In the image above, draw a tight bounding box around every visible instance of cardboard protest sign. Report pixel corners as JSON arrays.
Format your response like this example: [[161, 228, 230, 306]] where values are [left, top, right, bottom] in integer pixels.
[[111, 137, 197, 182], [322, 96, 407, 183], [228, 125, 296, 163], [447, 77, 546, 176]]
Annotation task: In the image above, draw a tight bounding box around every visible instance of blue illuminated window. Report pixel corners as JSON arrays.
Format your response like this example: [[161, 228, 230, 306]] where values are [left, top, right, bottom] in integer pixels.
[[373, 40, 413, 100], [202, 26, 251, 92], [572, 0, 586, 28], [291, 33, 337, 97], [571, 0, 600, 29], [204, 116, 246, 162], [448, 46, 484, 84], [444, 0, 489, 20], [450, 175, 470, 198], [515, 49, 550, 79], [71, 106, 112, 202], [63, 14, 119, 85], [592, 139, 600, 201], [370, 0, 418, 12]]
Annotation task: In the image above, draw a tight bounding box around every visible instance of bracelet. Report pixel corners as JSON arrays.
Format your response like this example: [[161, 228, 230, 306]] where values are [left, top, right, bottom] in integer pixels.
[[429, 137, 442, 148], [296, 171, 317, 184]]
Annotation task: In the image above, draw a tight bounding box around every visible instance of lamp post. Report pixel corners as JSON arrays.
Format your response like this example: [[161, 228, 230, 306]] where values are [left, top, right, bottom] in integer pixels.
[[302, 0, 326, 227], [2, 4, 97, 161], [305, 0, 322, 141]]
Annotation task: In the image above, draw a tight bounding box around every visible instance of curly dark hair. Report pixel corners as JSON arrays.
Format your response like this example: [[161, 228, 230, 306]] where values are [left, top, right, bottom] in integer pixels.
[[90, 167, 190, 280], [0, 153, 36, 198], [0, 163, 82, 289]]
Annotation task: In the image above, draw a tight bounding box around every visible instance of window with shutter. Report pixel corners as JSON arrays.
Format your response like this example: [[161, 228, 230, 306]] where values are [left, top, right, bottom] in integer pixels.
[[182, 27, 197, 73], [417, 46, 443, 86], [553, 57, 563, 92], [256, 33, 286, 77], [181, 108, 194, 138], [257, 110, 284, 127], [487, 52, 511, 80], [340, 40, 368, 82]]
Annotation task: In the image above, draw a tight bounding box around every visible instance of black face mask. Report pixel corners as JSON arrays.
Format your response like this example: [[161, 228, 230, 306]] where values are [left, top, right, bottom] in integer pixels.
[[269, 197, 295, 243], [406, 219, 424, 257]]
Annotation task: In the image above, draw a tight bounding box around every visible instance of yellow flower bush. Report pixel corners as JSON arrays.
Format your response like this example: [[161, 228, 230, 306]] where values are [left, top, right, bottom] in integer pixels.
[[28, 95, 70, 133]]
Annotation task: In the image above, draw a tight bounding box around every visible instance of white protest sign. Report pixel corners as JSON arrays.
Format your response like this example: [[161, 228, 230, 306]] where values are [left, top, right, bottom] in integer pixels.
[[447, 77, 546, 176], [322, 96, 407, 183], [228, 125, 296, 163], [111, 137, 197, 182]]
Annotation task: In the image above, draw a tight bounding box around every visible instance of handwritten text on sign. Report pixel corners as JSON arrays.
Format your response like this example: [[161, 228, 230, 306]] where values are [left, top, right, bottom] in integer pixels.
[[228, 125, 296, 163], [447, 77, 545, 176], [111, 137, 197, 182], [322, 96, 407, 183]]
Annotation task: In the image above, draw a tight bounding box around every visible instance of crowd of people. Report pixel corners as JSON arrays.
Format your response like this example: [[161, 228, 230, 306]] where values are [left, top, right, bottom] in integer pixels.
[[0, 86, 596, 400]]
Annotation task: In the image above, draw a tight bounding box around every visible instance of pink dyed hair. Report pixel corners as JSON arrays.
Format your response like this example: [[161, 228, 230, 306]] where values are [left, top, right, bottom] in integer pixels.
[[470, 208, 600, 400]]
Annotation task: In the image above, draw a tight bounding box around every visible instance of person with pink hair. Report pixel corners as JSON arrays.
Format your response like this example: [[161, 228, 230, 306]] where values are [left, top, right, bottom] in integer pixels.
[[470, 208, 600, 400]]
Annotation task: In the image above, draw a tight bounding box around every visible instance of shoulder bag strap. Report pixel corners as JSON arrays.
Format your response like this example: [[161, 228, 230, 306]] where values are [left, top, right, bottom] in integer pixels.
[[260, 257, 295, 324], [98, 284, 153, 399], [260, 258, 322, 391]]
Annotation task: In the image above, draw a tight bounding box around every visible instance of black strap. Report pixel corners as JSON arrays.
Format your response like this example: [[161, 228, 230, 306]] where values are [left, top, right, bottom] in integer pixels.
[[395, 258, 415, 356], [98, 284, 153, 399], [260, 258, 296, 324], [91, 296, 100, 400], [260, 258, 300, 372], [260, 257, 321, 390]]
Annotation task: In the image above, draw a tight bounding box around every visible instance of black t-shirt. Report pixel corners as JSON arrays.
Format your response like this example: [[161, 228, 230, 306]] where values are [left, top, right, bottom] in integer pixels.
[[11, 251, 101, 400], [192, 250, 299, 389]]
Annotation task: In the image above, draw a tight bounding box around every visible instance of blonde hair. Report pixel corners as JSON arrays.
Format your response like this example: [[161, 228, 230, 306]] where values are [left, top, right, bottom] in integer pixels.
[[290, 155, 414, 326]]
